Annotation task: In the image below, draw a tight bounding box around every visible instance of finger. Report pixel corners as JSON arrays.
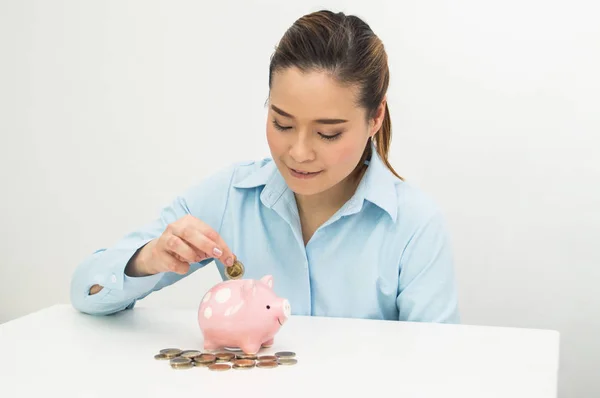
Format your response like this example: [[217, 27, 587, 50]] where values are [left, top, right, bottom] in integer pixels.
[[201, 226, 235, 267], [165, 234, 205, 263], [159, 250, 190, 275], [171, 220, 229, 263], [174, 251, 210, 263]]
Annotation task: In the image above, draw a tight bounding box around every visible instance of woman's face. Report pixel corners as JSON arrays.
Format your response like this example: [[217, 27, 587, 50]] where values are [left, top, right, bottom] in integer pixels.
[[266, 67, 385, 198]]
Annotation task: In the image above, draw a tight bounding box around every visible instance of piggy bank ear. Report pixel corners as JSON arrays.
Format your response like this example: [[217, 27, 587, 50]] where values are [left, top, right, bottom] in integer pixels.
[[260, 275, 273, 289], [241, 280, 256, 299]]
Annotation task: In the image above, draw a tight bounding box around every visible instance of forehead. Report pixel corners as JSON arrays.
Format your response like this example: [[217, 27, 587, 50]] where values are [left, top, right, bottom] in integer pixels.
[[269, 67, 363, 120]]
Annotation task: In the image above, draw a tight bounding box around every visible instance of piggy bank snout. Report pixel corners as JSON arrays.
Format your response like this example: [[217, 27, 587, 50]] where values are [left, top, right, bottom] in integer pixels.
[[282, 299, 291, 319], [276, 298, 291, 325]]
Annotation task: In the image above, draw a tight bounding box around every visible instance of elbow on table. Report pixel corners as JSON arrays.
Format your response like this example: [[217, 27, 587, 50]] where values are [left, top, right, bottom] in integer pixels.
[[69, 290, 135, 317], [69, 277, 133, 316]]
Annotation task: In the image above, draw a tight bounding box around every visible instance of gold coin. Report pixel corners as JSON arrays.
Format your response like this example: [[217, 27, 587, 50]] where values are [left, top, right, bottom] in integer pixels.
[[232, 359, 255, 368], [208, 363, 231, 371], [171, 362, 193, 370], [154, 353, 169, 360], [160, 348, 182, 358], [257, 355, 277, 362], [275, 351, 296, 358], [170, 357, 193, 369], [194, 361, 211, 367], [232, 364, 253, 370], [256, 360, 279, 369], [236, 353, 257, 360], [215, 352, 235, 362], [180, 350, 202, 359], [195, 353, 216, 364], [225, 259, 244, 279], [278, 358, 298, 366]]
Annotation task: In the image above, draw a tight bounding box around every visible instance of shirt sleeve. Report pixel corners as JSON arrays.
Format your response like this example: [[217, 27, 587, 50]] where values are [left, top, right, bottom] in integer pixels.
[[69, 163, 238, 316], [396, 210, 460, 323]]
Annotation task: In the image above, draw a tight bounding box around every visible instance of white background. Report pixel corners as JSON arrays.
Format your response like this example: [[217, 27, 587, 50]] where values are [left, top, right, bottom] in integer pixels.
[[0, 1, 598, 397]]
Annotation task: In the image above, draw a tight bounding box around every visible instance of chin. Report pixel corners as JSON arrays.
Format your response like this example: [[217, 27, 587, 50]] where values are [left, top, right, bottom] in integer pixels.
[[289, 185, 323, 196], [287, 178, 336, 197], [282, 176, 321, 195]]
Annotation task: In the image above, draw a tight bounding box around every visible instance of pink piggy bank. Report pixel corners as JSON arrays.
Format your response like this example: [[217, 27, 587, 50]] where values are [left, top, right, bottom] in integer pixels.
[[197, 274, 291, 354]]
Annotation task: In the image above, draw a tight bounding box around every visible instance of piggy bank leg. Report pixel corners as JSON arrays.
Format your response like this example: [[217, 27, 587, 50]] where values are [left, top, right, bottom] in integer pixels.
[[202, 335, 220, 351], [240, 341, 262, 355], [262, 338, 274, 348]]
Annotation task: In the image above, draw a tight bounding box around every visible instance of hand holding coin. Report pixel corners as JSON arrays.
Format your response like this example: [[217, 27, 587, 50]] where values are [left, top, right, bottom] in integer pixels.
[[125, 215, 236, 277]]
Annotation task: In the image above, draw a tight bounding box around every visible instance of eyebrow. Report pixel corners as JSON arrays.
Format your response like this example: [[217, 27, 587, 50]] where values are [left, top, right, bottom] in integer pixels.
[[270, 105, 348, 125]]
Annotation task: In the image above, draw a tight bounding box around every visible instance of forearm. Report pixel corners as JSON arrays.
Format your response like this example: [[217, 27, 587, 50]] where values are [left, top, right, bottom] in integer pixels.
[[70, 163, 239, 315], [123, 240, 157, 277]]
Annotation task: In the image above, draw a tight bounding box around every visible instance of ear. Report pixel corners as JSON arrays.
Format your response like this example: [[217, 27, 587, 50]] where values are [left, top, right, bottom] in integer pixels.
[[370, 96, 387, 137], [260, 275, 274, 289], [241, 280, 256, 300]]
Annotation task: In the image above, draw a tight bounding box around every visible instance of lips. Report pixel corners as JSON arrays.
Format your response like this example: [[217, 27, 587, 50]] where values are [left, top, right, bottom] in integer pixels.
[[277, 318, 282, 326], [290, 168, 319, 174], [288, 167, 323, 179]]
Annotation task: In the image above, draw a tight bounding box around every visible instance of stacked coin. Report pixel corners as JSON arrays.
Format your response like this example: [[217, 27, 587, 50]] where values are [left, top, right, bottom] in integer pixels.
[[154, 348, 298, 371]]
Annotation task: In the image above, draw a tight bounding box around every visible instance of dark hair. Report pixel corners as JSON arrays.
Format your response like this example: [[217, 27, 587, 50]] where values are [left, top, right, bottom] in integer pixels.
[[268, 9, 402, 180]]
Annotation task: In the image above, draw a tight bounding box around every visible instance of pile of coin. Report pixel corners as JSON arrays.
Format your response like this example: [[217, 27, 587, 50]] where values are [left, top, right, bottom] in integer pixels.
[[154, 348, 297, 371]]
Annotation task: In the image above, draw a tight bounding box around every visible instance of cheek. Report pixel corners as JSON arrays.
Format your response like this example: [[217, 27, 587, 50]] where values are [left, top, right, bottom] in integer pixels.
[[328, 140, 363, 167], [266, 126, 282, 152]]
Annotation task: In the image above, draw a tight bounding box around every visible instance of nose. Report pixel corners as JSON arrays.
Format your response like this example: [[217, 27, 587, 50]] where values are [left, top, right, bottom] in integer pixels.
[[289, 137, 315, 163], [282, 299, 291, 319]]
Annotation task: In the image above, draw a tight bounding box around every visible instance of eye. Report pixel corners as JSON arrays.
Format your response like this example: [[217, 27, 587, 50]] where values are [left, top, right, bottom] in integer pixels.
[[272, 120, 291, 131], [318, 132, 342, 141], [266, 305, 271, 309]]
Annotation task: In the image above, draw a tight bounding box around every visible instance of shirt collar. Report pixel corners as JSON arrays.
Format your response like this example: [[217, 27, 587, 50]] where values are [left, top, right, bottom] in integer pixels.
[[233, 140, 400, 222], [354, 140, 400, 222]]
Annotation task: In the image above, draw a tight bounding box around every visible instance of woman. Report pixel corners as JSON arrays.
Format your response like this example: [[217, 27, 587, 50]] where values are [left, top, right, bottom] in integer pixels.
[[70, 9, 460, 323]]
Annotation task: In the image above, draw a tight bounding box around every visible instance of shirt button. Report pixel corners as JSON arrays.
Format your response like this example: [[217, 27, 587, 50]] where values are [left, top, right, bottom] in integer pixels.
[[111, 274, 117, 283]]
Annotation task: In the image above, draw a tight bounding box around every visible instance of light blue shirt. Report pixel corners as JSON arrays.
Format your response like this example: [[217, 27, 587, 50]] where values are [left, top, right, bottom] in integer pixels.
[[70, 142, 460, 323]]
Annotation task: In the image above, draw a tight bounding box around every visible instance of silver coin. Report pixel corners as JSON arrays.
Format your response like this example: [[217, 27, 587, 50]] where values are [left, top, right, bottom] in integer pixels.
[[275, 351, 296, 358], [160, 348, 182, 358], [278, 358, 298, 366], [180, 350, 202, 359]]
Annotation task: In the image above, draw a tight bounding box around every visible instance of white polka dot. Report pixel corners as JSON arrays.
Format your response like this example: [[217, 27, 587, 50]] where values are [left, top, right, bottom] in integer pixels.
[[204, 307, 212, 319], [230, 301, 244, 315], [224, 301, 243, 317], [215, 288, 231, 303], [202, 292, 211, 303]]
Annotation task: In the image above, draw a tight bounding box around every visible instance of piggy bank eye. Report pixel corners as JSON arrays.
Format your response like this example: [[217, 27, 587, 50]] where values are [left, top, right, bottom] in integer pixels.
[[266, 305, 270, 309]]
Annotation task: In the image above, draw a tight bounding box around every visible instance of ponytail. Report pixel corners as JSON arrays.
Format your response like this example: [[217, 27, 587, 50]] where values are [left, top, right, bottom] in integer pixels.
[[373, 103, 403, 180]]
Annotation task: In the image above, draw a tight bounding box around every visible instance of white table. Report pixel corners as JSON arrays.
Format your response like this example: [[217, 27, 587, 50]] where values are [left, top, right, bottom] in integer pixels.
[[0, 304, 559, 397]]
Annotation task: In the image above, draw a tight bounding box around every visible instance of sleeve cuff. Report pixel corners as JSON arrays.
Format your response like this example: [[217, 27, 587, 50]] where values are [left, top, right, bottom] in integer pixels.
[[84, 239, 165, 304]]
